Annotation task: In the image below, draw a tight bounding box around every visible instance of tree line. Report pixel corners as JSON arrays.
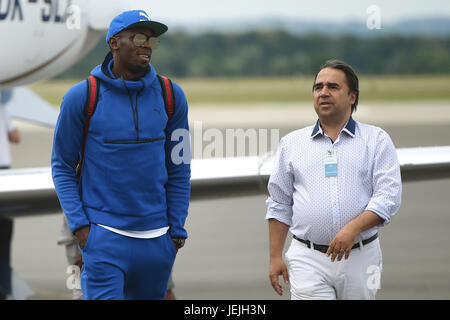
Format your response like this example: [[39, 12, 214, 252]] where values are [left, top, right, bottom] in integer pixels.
[[57, 31, 450, 79]]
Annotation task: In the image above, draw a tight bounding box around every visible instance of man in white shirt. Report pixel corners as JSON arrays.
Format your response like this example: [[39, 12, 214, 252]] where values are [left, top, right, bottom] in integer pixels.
[[266, 60, 402, 300], [0, 99, 21, 300]]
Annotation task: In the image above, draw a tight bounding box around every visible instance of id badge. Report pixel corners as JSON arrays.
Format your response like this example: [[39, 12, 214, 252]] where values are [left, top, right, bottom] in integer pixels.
[[324, 151, 338, 177]]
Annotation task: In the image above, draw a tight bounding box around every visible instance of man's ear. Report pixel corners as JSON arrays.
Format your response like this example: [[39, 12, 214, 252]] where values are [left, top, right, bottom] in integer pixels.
[[349, 90, 357, 106], [109, 37, 120, 51]]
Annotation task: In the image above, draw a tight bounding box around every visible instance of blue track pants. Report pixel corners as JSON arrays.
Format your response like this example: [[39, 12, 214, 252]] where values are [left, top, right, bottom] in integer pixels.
[[80, 224, 176, 300]]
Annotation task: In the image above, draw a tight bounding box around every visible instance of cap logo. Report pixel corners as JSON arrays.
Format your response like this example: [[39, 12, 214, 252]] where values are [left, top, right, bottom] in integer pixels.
[[139, 11, 150, 21]]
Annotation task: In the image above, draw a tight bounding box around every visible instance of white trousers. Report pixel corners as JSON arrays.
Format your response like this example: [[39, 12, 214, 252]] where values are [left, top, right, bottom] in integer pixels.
[[284, 237, 383, 300]]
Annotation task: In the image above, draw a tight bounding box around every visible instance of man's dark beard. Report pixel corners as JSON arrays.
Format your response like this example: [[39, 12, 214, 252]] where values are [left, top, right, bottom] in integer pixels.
[[130, 63, 150, 77]]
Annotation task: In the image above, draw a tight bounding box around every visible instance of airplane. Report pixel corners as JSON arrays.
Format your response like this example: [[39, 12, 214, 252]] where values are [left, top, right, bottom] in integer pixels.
[[1, 0, 450, 300], [0, 0, 130, 125]]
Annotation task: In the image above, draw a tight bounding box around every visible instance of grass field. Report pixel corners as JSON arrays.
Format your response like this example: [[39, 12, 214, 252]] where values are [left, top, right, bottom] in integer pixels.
[[29, 75, 450, 106]]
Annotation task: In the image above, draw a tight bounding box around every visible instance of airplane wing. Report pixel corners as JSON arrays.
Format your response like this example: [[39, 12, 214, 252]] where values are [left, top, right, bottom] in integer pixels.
[[3, 87, 59, 128], [1, 146, 450, 219]]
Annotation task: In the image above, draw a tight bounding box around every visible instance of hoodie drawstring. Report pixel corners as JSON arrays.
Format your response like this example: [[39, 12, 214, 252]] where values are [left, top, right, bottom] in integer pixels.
[[122, 78, 146, 140]]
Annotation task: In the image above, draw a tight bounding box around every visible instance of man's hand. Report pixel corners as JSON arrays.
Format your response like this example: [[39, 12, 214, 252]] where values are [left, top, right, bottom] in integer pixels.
[[8, 128, 20, 144], [326, 222, 359, 262], [74, 225, 90, 251], [269, 257, 289, 296], [268, 218, 290, 296], [327, 211, 384, 262], [171, 240, 179, 254], [73, 253, 83, 269]]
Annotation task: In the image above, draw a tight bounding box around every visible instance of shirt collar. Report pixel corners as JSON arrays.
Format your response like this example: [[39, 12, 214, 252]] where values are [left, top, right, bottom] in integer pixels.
[[342, 116, 356, 137], [311, 116, 356, 138], [311, 120, 322, 138]]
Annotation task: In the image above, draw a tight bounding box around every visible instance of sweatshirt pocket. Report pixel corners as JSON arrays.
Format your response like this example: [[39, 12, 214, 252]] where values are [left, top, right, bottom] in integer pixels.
[[104, 137, 164, 144], [94, 137, 168, 215]]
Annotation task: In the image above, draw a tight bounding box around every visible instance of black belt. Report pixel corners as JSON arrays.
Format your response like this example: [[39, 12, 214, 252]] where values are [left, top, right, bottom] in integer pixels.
[[293, 233, 378, 254]]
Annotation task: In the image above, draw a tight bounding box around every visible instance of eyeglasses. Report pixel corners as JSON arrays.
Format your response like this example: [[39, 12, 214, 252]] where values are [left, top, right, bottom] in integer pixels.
[[115, 33, 160, 49], [131, 33, 159, 49]]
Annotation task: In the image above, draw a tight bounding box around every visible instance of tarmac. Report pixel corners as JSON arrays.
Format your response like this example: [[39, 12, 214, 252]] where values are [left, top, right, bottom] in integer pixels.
[[8, 101, 450, 300]]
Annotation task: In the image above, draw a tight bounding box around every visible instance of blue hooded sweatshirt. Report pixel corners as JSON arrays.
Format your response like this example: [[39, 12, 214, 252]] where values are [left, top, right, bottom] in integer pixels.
[[51, 53, 191, 238]]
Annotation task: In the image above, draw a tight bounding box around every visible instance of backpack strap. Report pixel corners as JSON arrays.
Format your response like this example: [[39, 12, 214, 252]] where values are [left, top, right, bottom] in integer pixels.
[[157, 74, 175, 121], [76, 75, 99, 180]]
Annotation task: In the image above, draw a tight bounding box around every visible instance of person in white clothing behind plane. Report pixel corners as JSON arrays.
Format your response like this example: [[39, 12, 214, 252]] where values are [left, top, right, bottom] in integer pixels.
[[0, 94, 21, 300]]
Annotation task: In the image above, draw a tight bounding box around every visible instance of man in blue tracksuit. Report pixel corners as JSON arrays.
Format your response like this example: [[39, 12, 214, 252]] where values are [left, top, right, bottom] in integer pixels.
[[51, 10, 191, 300]]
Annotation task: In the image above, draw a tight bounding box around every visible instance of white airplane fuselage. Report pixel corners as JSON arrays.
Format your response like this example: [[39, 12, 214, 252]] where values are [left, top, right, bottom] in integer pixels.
[[0, 0, 125, 89]]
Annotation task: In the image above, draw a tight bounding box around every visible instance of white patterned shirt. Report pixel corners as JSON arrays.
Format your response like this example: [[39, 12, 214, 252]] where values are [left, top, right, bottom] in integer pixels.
[[266, 117, 402, 245]]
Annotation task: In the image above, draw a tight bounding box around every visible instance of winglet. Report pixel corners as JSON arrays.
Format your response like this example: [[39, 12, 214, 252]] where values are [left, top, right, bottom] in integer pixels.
[[3, 87, 59, 128]]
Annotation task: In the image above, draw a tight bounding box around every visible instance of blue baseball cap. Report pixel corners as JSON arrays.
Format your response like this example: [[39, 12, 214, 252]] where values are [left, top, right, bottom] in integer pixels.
[[106, 10, 168, 44]]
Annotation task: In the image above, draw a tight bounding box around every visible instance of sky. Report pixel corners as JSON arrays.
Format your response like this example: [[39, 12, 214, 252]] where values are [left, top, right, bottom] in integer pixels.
[[128, 0, 450, 25]]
